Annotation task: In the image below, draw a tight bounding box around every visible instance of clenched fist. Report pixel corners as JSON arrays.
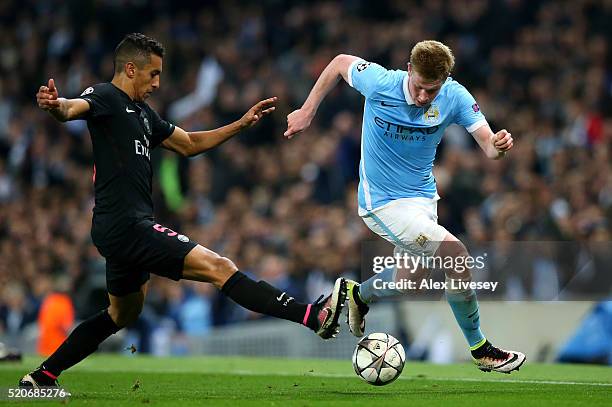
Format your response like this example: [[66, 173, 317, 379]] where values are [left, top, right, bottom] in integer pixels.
[[492, 129, 513, 152]]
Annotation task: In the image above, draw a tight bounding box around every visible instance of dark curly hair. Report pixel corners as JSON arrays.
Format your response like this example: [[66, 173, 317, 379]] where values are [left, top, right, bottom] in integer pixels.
[[113, 33, 165, 74]]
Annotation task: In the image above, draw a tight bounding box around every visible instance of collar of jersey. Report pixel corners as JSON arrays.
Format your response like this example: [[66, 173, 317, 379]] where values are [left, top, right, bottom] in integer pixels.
[[110, 82, 135, 102], [402, 74, 453, 106], [402, 73, 415, 105]]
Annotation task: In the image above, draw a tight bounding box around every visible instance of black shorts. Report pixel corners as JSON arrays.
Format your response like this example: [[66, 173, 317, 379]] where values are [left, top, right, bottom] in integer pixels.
[[102, 219, 198, 297]]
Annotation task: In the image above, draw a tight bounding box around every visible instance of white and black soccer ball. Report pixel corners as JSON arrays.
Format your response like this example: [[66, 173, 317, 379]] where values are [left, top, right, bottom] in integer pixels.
[[352, 332, 405, 386]]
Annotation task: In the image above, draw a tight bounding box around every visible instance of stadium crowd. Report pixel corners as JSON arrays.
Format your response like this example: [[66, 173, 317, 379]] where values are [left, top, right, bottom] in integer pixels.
[[0, 0, 610, 353]]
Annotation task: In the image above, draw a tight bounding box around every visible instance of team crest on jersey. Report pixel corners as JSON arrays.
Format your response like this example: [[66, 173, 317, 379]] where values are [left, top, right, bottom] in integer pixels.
[[142, 116, 152, 136], [80, 87, 94, 96], [423, 104, 440, 124]]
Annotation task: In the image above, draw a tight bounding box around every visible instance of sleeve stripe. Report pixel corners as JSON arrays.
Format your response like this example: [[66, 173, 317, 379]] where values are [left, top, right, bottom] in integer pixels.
[[167, 124, 176, 137], [466, 119, 488, 133], [347, 59, 364, 88]]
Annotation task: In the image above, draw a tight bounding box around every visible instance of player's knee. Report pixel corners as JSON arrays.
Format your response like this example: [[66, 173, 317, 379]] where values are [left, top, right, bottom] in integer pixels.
[[201, 254, 237, 282], [437, 236, 469, 259], [108, 304, 142, 328], [212, 256, 238, 277], [183, 248, 239, 287], [437, 238, 472, 279], [200, 255, 238, 288], [449, 242, 472, 279], [114, 310, 141, 329]]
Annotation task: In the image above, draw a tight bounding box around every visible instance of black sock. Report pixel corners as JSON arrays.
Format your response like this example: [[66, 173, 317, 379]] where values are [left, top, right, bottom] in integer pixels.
[[42, 309, 120, 377], [221, 271, 313, 328]]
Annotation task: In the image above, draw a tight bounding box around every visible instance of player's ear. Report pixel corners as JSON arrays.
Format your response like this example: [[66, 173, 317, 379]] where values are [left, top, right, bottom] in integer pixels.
[[125, 62, 136, 78]]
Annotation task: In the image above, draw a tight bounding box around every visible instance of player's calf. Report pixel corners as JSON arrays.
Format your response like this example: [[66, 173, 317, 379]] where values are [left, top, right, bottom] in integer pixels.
[[107, 284, 147, 328], [219, 270, 347, 339], [108, 303, 142, 328]]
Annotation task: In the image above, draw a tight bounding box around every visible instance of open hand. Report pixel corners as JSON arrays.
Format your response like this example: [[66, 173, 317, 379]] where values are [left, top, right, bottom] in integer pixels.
[[240, 97, 277, 128]]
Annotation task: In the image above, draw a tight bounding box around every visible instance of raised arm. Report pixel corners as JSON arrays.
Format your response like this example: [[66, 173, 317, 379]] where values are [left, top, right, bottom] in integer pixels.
[[471, 124, 513, 160], [36, 79, 90, 122], [162, 97, 276, 157], [284, 54, 360, 138]]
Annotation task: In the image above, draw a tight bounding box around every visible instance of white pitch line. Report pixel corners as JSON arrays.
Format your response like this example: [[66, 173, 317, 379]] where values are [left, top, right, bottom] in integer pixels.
[[290, 371, 612, 387], [414, 376, 612, 387], [72, 367, 612, 387]]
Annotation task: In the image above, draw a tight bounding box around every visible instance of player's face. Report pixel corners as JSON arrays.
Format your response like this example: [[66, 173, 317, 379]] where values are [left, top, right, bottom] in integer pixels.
[[407, 64, 443, 107], [134, 54, 162, 102]]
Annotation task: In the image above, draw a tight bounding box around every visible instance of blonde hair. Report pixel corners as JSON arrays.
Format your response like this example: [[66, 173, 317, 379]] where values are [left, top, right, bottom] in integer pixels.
[[410, 40, 455, 82]]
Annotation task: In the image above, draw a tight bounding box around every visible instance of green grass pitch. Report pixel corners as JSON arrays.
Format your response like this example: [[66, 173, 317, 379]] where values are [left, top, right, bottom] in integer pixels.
[[1, 355, 610, 406]]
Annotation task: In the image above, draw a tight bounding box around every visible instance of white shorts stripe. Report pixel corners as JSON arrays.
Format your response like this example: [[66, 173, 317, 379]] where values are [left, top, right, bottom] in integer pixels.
[[360, 129, 373, 210]]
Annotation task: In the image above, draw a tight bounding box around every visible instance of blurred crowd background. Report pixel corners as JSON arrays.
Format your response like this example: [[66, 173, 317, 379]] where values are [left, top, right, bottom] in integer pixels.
[[0, 0, 610, 355]]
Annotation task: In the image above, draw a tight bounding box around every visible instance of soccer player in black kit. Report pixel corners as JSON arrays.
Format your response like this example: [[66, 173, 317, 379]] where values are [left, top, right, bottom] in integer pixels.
[[20, 33, 347, 388]]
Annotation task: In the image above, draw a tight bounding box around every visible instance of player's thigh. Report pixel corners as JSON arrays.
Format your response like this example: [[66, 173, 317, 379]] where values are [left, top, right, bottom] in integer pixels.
[[108, 281, 148, 328], [122, 220, 236, 288], [121, 219, 197, 281], [361, 198, 448, 257], [182, 245, 238, 288]]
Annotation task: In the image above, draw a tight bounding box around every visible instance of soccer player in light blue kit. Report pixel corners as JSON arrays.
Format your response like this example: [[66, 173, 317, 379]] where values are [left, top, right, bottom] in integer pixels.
[[285, 40, 525, 373]]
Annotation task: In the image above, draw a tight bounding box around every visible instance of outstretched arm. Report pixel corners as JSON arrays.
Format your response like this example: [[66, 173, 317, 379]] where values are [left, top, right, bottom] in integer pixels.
[[284, 54, 360, 138], [36, 79, 90, 122], [471, 124, 513, 160], [162, 97, 276, 157]]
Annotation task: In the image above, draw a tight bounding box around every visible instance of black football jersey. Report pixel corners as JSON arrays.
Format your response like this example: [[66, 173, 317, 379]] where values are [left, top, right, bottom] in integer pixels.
[[79, 83, 175, 255]]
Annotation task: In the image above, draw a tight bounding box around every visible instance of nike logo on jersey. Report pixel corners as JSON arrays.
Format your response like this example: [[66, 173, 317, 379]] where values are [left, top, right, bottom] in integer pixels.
[[381, 101, 399, 107], [126, 107, 136, 113]]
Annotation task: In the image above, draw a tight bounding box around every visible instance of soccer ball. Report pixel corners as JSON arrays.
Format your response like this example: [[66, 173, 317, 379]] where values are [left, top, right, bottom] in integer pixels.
[[352, 332, 405, 386]]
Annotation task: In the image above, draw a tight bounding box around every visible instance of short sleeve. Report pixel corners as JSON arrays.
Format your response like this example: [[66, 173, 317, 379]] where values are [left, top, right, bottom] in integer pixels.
[[146, 106, 175, 148], [348, 59, 397, 99], [78, 85, 113, 118], [452, 84, 487, 133]]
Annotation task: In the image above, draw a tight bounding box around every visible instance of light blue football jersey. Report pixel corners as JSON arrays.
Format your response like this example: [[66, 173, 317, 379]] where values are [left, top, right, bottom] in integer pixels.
[[348, 59, 487, 212]]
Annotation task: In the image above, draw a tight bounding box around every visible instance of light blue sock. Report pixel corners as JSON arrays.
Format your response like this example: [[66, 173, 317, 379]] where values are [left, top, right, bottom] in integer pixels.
[[359, 267, 401, 303], [446, 288, 486, 349]]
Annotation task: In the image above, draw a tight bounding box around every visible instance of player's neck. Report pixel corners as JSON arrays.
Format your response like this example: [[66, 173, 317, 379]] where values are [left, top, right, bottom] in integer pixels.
[[111, 76, 136, 100]]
